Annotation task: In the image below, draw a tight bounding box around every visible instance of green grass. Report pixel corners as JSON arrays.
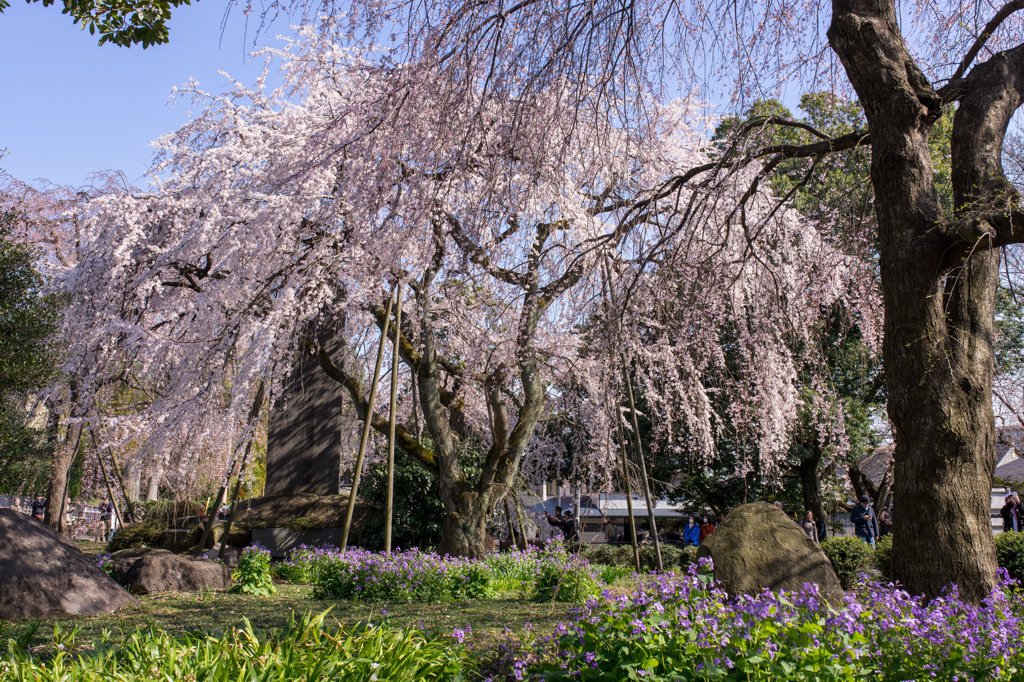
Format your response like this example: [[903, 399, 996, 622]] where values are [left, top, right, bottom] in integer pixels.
[[1, 584, 576, 654]]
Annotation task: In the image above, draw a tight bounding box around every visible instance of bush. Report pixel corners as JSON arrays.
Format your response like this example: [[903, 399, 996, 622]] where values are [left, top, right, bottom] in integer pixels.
[[995, 531, 1024, 582], [313, 548, 493, 602], [597, 564, 634, 584], [107, 520, 164, 552], [230, 545, 276, 596], [820, 536, 873, 589], [533, 560, 601, 603], [486, 548, 542, 594], [581, 544, 617, 566], [874, 534, 894, 584], [271, 545, 337, 584], [532, 569, 1024, 681]]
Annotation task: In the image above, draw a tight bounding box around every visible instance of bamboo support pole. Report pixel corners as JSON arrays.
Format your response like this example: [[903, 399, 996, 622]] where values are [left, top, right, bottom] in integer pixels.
[[199, 380, 265, 550], [90, 430, 123, 528], [615, 416, 642, 572], [513, 494, 529, 549], [384, 285, 402, 554], [621, 363, 663, 572], [341, 285, 396, 551]]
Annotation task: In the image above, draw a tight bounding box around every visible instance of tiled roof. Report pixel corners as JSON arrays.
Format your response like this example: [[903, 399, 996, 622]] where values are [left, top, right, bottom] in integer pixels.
[[856, 445, 894, 487]]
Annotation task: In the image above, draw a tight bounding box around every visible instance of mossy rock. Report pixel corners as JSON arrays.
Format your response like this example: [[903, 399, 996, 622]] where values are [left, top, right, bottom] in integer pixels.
[[233, 493, 375, 532], [697, 502, 844, 606]]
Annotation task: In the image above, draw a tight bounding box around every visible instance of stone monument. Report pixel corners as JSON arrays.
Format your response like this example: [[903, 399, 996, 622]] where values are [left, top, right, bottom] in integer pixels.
[[264, 340, 343, 496]]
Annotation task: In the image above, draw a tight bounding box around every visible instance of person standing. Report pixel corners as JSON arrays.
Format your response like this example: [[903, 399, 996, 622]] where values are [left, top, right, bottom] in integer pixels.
[[699, 515, 716, 541], [683, 516, 701, 546], [1000, 493, 1024, 533], [31, 495, 46, 522], [98, 499, 114, 542], [10, 498, 24, 515], [815, 511, 828, 541], [800, 510, 819, 543], [878, 510, 893, 537], [850, 495, 879, 546], [601, 516, 618, 544]]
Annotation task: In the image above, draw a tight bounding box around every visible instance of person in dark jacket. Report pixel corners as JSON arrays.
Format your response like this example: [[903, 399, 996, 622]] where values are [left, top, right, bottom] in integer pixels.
[[850, 495, 879, 546], [683, 516, 701, 546], [878, 510, 893, 537], [1000, 493, 1024, 532], [547, 509, 579, 543], [31, 496, 46, 522]]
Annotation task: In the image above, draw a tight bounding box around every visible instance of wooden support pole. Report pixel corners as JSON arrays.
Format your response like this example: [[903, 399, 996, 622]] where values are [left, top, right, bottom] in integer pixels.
[[90, 430, 123, 528], [513, 494, 529, 550], [615, 416, 642, 572], [384, 285, 402, 555], [621, 363, 663, 572], [341, 285, 396, 552], [215, 437, 256, 559], [104, 446, 136, 524], [199, 380, 265, 550]]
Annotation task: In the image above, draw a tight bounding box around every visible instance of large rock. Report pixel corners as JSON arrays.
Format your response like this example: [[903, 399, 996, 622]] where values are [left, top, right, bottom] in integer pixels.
[[0, 509, 136, 619], [696, 502, 845, 605], [234, 493, 377, 531], [111, 549, 232, 594]]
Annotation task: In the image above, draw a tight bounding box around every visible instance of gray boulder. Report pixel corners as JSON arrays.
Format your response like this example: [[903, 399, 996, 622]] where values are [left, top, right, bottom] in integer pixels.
[[696, 502, 845, 605], [111, 550, 231, 594], [0, 509, 136, 619]]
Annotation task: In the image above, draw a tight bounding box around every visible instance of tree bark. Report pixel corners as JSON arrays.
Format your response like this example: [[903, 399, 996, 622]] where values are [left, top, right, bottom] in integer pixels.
[[437, 492, 490, 558], [797, 450, 827, 538], [828, 0, 1024, 601]]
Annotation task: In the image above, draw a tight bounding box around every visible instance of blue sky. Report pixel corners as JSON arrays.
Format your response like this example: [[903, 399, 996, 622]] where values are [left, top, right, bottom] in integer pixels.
[[0, 1, 294, 187]]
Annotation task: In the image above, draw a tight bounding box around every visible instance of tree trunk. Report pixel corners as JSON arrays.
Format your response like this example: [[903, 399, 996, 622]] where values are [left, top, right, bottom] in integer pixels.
[[437, 492, 490, 558], [828, 0, 1023, 601], [797, 450, 827, 539]]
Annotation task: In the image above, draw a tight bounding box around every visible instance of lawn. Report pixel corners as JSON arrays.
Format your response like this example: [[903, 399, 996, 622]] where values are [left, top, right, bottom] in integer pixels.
[[1, 582, 575, 655]]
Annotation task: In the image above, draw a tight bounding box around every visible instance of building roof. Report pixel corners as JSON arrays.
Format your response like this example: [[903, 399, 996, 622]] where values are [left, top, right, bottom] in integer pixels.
[[856, 446, 893, 488], [995, 458, 1024, 484]]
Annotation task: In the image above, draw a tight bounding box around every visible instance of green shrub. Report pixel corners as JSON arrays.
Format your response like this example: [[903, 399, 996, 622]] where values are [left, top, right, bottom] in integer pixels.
[[312, 549, 493, 602], [107, 520, 164, 552], [874, 534, 894, 584], [995, 531, 1024, 582], [597, 564, 634, 584], [581, 544, 617, 566], [533, 561, 601, 603], [230, 545, 276, 596], [679, 545, 699, 570], [614, 544, 638, 567], [820, 536, 873, 589]]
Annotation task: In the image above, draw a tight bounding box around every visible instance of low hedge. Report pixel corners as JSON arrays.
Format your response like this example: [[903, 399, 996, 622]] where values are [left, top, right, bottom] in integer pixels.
[[820, 536, 873, 589]]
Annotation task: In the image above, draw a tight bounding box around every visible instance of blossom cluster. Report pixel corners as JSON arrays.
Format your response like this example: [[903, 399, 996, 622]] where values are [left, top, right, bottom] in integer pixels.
[[532, 562, 1024, 681]]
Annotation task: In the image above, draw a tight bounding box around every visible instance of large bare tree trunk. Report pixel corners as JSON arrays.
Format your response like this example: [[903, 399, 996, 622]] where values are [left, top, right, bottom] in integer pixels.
[[829, 0, 1024, 601], [438, 491, 491, 558]]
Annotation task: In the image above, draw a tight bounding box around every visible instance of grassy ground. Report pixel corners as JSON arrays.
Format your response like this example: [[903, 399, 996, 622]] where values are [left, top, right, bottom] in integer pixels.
[[1, 541, 607, 658], [1, 583, 577, 655]]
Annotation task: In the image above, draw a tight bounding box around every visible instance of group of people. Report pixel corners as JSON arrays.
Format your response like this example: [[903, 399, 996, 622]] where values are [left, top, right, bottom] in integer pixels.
[[5, 496, 118, 541], [7, 495, 49, 521]]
